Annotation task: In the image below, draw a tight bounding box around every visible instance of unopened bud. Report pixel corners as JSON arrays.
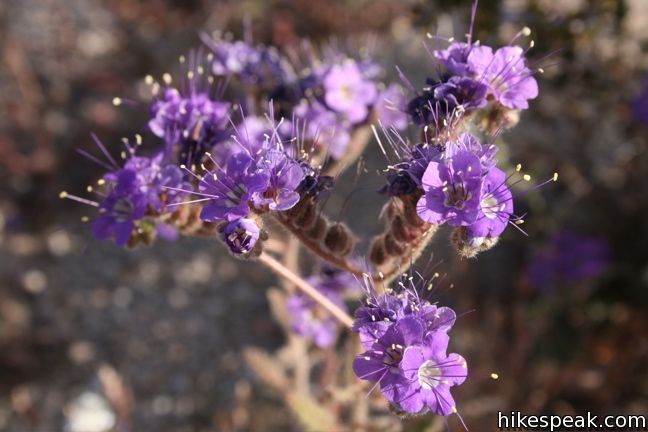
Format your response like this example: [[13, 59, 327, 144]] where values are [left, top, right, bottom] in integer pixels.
[[324, 223, 354, 256]]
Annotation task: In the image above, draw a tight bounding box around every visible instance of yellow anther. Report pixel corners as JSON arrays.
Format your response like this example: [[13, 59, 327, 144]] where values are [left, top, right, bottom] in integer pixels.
[[112, 97, 122, 106], [491, 373, 499, 380], [59, 191, 68, 199]]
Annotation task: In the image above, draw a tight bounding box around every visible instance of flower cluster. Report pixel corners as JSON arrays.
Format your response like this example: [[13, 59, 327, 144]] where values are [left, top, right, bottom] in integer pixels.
[[207, 38, 286, 86], [201, 35, 409, 160], [378, 28, 544, 258], [149, 85, 230, 167], [271, 54, 408, 159], [383, 132, 514, 248], [408, 33, 538, 127], [61, 136, 190, 246], [62, 4, 554, 425], [352, 278, 466, 415]]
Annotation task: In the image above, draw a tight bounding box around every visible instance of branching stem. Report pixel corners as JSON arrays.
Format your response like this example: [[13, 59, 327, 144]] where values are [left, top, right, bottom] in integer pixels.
[[258, 252, 354, 328]]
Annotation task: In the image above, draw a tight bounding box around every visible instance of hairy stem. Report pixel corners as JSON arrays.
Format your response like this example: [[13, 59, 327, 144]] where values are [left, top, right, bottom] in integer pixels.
[[258, 252, 354, 328], [273, 214, 366, 276], [374, 225, 438, 285]]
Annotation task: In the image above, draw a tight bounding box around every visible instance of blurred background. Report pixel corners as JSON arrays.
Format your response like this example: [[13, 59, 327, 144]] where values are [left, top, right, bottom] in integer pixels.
[[0, 0, 646, 431]]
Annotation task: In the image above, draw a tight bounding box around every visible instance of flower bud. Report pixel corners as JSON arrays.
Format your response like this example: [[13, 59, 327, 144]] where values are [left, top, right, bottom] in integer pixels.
[[451, 226, 499, 258], [307, 215, 328, 241], [324, 223, 354, 256], [369, 237, 388, 266], [383, 232, 405, 256], [221, 218, 261, 257]]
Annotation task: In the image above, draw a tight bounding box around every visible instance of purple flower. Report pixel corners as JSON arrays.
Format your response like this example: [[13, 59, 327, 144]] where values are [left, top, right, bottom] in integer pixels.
[[287, 292, 342, 348], [528, 230, 610, 291], [252, 149, 305, 211], [434, 42, 473, 75], [292, 100, 351, 159], [199, 153, 270, 222], [208, 40, 286, 86], [408, 76, 488, 125], [352, 293, 405, 349], [221, 218, 261, 256], [353, 280, 457, 350], [323, 61, 378, 123], [296, 161, 334, 199], [353, 298, 464, 416], [149, 87, 230, 165], [397, 333, 467, 415], [92, 169, 147, 246], [380, 164, 420, 196], [269, 72, 321, 120], [631, 78, 648, 123], [467, 46, 538, 109], [287, 290, 346, 348], [416, 151, 483, 226], [211, 40, 261, 76], [352, 316, 425, 385], [287, 271, 354, 348], [444, 133, 497, 173], [213, 116, 274, 164], [434, 77, 488, 111], [465, 167, 513, 241], [352, 272, 468, 414], [375, 84, 408, 130], [118, 154, 188, 210]]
